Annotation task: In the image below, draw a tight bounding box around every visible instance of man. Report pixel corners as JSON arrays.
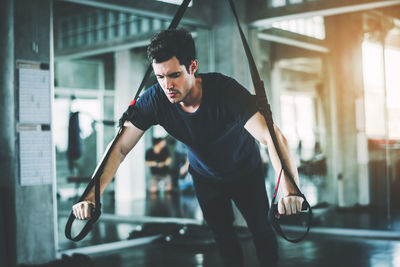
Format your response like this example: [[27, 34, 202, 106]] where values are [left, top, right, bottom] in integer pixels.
[[145, 137, 172, 193], [73, 28, 303, 267]]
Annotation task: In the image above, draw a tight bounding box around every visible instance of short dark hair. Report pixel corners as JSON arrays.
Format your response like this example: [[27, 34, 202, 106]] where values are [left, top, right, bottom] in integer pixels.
[[147, 28, 196, 73], [152, 137, 164, 146]]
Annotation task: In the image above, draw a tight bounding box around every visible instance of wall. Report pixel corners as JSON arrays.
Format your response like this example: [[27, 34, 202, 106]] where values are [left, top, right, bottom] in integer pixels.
[[0, 0, 56, 265]]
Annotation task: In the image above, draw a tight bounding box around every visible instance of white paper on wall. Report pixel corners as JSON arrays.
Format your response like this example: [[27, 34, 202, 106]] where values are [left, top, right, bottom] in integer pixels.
[[19, 130, 52, 186], [17, 61, 53, 186], [19, 68, 51, 124]]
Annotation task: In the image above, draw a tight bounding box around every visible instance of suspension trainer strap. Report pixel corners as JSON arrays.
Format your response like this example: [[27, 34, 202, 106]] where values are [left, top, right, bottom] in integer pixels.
[[227, 0, 312, 243], [65, 0, 192, 242]]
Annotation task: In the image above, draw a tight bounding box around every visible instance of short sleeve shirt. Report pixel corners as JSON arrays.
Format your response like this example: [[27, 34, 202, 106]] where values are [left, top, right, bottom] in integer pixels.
[[145, 147, 170, 176], [128, 72, 261, 182]]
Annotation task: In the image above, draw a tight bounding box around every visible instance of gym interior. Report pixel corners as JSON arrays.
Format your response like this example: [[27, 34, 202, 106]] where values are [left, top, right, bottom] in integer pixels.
[[1, 0, 400, 266]]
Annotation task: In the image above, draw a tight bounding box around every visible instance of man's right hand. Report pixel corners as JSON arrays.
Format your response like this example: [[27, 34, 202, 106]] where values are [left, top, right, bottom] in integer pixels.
[[72, 200, 95, 220]]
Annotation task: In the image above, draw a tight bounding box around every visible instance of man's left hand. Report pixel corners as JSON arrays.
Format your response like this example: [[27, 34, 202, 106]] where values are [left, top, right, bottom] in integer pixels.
[[277, 195, 304, 218]]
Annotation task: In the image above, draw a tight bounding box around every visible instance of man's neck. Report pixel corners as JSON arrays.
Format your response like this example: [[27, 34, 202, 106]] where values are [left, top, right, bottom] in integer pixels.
[[180, 76, 202, 113], [153, 146, 162, 154]]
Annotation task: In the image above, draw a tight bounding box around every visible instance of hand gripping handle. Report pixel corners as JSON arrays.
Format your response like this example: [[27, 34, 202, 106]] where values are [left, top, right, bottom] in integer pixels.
[[65, 201, 102, 242], [269, 196, 312, 243], [271, 199, 309, 215]]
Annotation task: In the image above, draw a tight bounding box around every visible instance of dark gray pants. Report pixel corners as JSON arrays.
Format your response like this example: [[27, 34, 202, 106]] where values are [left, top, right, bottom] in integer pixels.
[[193, 166, 278, 267]]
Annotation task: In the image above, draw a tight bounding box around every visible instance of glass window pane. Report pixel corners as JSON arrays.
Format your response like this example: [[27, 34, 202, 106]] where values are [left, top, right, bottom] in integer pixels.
[[385, 47, 400, 139], [103, 95, 116, 148], [271, 0, 286, 8], [272, 16, 325, 40], [362, 41, 385, 138], [55, 60, 100, 89]]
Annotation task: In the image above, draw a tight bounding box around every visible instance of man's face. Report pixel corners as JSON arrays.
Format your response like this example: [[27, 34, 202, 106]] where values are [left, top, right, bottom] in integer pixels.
[[152, 56, 196, 104]]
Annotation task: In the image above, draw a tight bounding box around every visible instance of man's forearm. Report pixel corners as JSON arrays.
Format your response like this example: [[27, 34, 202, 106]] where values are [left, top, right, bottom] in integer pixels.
[[84, 122, 145, 202], [244, 112, 300, 195], [145, 160, 158, 167], [266, 124, 300, 196], [159, 157, 171, 167], [84, 144, 126, 202]]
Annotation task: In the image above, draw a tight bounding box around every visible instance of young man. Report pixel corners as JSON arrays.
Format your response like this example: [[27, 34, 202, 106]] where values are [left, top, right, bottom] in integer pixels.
[[73, 28, 303, 267], [145, 137, 172, 193]]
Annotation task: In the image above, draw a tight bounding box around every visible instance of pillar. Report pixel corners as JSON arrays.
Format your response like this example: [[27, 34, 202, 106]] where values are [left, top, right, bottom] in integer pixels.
[[1, 0, 56, 265], [325, 13, 369, 207], [0, 0, 16, 265], [114, 49, 147, 215], [213, 0, 250, 88]]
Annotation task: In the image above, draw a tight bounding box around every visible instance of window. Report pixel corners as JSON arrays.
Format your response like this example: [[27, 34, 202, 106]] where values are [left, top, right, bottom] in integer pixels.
[[362, 41, 400, 139], [54, 58, 115, 199], [281, 94, 316, 160], [271, 0, 286, 8], [272, 16, 325, 40]]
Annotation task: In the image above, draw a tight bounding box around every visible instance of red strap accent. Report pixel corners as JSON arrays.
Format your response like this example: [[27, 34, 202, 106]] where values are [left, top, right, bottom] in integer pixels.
[[273, 168, 283, 199], [129, 99, 136, 106]]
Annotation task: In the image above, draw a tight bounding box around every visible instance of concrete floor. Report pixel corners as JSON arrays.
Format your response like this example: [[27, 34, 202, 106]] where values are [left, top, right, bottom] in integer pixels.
[[88, 234, 400, 267], [55, 189, 400, 267]]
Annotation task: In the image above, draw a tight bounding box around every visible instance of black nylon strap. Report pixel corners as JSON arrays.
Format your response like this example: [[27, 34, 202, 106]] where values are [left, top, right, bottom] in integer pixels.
[[227, 0, 312, 243], [65, 0, 193, 242]]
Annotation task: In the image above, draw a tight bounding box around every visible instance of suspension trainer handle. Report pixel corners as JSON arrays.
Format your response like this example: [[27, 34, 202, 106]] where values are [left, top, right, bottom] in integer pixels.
[[270, 199, 312, 243], [227, 0, 312, 243], [65, 0, 193, 242]]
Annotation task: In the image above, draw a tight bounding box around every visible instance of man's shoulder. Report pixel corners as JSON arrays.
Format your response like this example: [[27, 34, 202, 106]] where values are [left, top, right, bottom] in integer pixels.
[[138, 83, 164, 104], [201, 72, 237, 94], [202, 72, 234, 83], [144, 83, 162, 97]]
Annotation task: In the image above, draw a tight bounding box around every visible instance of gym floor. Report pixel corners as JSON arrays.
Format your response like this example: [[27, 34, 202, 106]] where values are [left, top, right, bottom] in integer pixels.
[[89, 234, 400, 267], [57, 188, 400, 267]]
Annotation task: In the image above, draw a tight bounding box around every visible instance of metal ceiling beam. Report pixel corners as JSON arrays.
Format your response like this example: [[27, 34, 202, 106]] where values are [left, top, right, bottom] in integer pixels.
[[252, 0, 400, 29]]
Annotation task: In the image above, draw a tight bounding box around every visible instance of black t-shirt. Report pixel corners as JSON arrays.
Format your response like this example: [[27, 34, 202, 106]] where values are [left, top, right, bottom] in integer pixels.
[[145, 146, 170, 176], [128, 72, 261, 182]]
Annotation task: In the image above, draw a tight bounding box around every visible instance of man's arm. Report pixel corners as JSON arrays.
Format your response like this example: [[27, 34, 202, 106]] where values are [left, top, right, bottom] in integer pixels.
[[145, 159, 158, 167], [179, 156, 189, 176], [244, 112, 303, 215], [159, 156, 171, 167], [72, 121, 144, 220], [145, 156, 171, 167]]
